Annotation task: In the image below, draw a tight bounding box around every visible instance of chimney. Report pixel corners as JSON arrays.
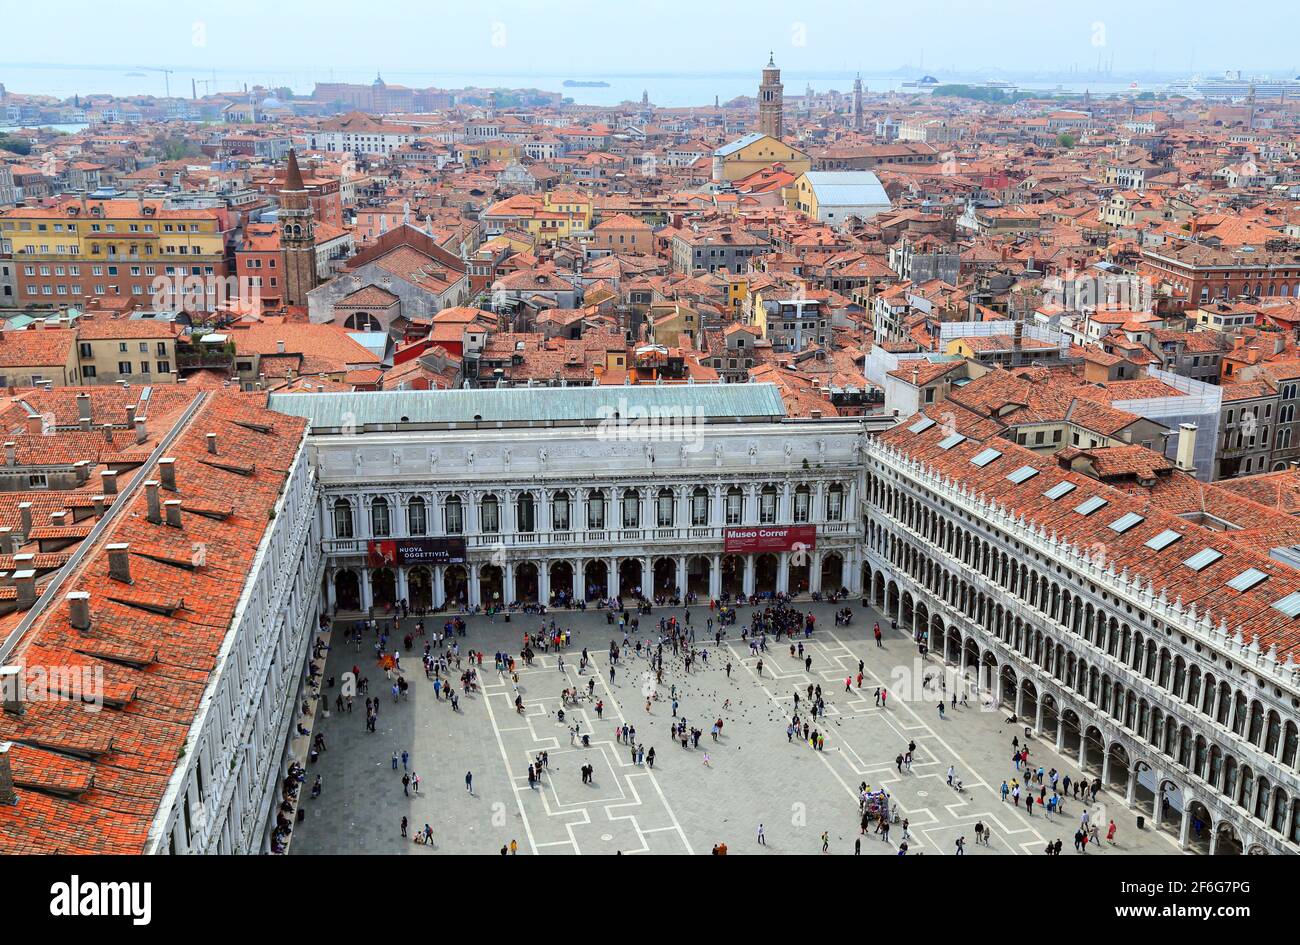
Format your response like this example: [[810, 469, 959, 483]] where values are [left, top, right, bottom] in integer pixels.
[[1175, 423, 1198, 473], [3, 442, 13, 467], [79, 416, 91, 433], [107, 543, 131, 583], [276, 339, 286, 354], [24, 413, 42, 436], [76, 392, 92, 424], [102, 423, 114, 443], [0, 528, 12, 555], [0, 742, 16, 805], [17, 503, 31, 540], [92, 495, 105, 517], [13, 570, 36, 608], [134, 417, 147, 445], [0, 666, 23, 715], [206, 433, 217, 454], [125, 403, 137, 426], [159, 457, 177, 491], [67, 590, 91, 633], [50, 510, 68, 528], [100, 470, 118, 494], [73, 459, 91, 483], [164, 499, 183, 528], [145, 480, 161, 523]]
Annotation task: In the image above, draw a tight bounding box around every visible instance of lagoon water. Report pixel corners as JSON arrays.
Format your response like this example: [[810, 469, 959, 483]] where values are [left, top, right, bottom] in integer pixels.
[[1, 62, 1150, 108]]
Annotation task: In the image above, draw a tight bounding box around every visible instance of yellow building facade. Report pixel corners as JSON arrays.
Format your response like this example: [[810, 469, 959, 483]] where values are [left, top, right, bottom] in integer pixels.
[[711, 133, 810, 184]]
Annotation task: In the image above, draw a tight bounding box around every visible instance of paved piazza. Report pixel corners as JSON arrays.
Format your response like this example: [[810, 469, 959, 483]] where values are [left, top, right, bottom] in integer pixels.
[[292, 600, 1184, 855]]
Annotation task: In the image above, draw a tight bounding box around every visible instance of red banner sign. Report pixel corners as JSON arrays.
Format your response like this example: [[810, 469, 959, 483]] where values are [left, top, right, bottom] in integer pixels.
[[723, 525, 816, 554]]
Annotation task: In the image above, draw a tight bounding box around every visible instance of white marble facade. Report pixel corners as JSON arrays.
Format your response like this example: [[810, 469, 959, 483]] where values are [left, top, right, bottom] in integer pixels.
[[313, 419, 868, 612]]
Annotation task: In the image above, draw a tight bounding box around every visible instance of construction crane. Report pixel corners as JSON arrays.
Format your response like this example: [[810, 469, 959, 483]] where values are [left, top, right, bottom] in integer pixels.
[[134, 66, 175, 98]]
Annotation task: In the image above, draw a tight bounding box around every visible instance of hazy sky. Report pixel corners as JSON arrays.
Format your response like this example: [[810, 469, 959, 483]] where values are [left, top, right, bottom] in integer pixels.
[[4, 0, 1296, 76]]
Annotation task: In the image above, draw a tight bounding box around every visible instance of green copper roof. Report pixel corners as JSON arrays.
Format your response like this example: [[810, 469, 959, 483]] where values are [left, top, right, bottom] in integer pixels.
[[268, 383, 787, 431]]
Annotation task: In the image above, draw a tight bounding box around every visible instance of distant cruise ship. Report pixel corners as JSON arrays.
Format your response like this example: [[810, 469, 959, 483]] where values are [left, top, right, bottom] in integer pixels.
[[900, 75, 940, 90], [1165, 72, 1300, 100]]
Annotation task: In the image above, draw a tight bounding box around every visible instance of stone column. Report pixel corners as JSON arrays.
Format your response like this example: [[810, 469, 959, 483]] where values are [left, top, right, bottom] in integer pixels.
[[777, 551, 790, 593], [743, 555, 756, 596], [504, 561, 515, 603], [676, 556, 687, 596], [325, 569, 337, 612], [573, 559, 584, 602], [395, 567, 409, 606], [469, 566, 481, 609], [538, 560, 551, 604], [710, 554, 722, 599], [639, 489, 652, 532], [1178, 795, 1193, 849], [466, 492, 480, 535], [432, 565, 445, 609], [360, 570, 374, 613], [607, 556, 618, 596]]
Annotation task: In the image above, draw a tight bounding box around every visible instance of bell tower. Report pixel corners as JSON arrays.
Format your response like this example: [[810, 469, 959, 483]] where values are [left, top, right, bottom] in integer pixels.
[[758, 52, 784, 139], [280, 149, 318, 307]]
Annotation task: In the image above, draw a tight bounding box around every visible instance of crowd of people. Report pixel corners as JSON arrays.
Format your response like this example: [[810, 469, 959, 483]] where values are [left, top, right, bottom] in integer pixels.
[[302, 590, 1131, 856]]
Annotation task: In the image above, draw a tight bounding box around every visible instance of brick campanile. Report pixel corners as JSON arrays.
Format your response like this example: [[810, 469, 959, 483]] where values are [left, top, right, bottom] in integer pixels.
[[279, 149, 318, 307]]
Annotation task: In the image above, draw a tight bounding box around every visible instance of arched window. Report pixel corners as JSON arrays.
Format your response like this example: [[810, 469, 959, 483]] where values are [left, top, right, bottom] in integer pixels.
[[793, 484, 811, 523], [444, 495, 464, 534], [621, 489, 640, 528], [370, 497, 391, 537], [725, 487, 743, 525], [825, 483, 844, 521], [333, 498, 353, 539], [552, 491, 570, 531], [407, 497, 427, 536], [691, 487, 710, 526], [656, 488, 675, 527], [516, 492, 536, 533], [759, 485, 778, 524], [480, 494, 500, 534], [586, 490, 606, 530]]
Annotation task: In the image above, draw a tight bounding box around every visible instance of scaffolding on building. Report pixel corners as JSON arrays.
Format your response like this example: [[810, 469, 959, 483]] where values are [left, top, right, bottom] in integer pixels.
[[1111, 367, 1222, 482], [938, 318, 1071, 353]]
